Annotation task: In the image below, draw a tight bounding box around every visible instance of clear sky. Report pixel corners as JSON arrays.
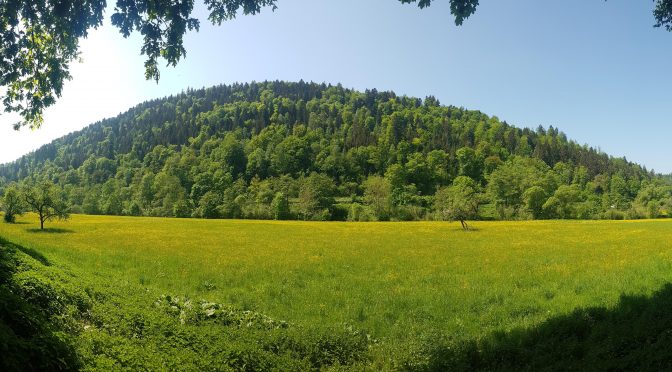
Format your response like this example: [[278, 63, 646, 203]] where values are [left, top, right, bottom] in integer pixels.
[[1, 0, 671, 172]]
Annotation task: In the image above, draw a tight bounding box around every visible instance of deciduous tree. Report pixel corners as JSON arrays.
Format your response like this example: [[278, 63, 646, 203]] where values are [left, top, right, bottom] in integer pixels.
[[2, 183, 25, 223], [434, 176, 480, 230], [297, 173, 335, 220], [523, 186, 547, 219], [23, 181, 70, 230], [363, 175, 392, 221], [271, 192, 290, 220]]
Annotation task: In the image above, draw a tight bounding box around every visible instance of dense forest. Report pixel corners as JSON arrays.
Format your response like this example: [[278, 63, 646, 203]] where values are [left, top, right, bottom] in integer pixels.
[[1, 81, 670, 221]]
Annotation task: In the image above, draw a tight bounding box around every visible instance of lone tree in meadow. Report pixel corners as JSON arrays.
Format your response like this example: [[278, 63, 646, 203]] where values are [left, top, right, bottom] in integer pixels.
[[23, 181, 70, 230], [2, 183, 25, 223], [434, 176, 480, 230]]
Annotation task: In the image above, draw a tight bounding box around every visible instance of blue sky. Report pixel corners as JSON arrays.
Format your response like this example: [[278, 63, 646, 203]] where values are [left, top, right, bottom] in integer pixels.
[[1, 0, 671, 172]]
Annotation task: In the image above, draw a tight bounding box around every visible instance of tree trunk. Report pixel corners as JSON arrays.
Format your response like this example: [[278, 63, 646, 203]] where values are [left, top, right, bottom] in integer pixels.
[[40, 214, 44, 230]]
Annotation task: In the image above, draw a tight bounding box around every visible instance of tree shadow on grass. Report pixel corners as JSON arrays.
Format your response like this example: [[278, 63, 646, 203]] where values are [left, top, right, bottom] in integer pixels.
[[0, 240, 80, 370], [26, 227, 74, 234], [423, 284, 672, 371], [0, 237, 50, 266]]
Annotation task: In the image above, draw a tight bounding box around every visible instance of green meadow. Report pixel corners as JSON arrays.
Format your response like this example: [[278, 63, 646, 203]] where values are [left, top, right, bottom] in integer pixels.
[[2, 215, 672, 370]]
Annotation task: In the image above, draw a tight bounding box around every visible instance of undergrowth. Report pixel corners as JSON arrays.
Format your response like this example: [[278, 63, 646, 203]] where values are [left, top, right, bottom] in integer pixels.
[[0, 241, 86, 371], [0, 240, 374, 371]]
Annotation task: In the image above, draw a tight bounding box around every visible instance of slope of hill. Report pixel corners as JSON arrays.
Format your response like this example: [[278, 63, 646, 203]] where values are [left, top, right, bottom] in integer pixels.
[[1, 81, 669, 220]]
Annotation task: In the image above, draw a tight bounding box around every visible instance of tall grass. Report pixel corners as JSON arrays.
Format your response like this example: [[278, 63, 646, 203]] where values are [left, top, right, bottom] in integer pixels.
[[1, 214, 671, 369]]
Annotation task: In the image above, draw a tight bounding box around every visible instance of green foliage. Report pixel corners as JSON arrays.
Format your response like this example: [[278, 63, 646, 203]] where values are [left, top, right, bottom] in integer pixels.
[[0, 81, 668, 221], [655, 0, 672, 31], [543, 184, 582, 219], [5, 215, 672, 370], [456, 147, 484, 181], [297, 173, 336, 220], [0, 234, 374, 371], [434, 176, 480, 229], [0, 240, 88, 371], [363, 175, 393, 221], [630, 182, 672, 218], [2, 183, 25, 223], [399, 0, 478, 25], [3, 2, 672, 128], [214, 132, 247, 177], [271, 191, 290, 220], [172, 198, 192, 218], [196, 191, 221, 219], [348, 202, 375, 221], [0, 0, 105, 129], [2, 1, 475, 128], [22, 180, 70, 229], [522, 185, 546, 219], [487, 157, 552, 219]]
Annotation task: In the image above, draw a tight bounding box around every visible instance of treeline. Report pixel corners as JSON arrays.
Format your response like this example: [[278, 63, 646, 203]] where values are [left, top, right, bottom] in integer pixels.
[[1, 81, 670, 221]]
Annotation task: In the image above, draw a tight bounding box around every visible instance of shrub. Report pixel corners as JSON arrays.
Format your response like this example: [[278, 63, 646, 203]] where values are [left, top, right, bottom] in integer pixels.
[[348, 203, 362, 221], [2, 184, 24, 223], [330, 204, 349, 221], [3, 212, 14, 223], [271, 192, 290, 220], [0, 242, 89, 371], [69, 205, 84, 214], [602, 209, 625, 220]]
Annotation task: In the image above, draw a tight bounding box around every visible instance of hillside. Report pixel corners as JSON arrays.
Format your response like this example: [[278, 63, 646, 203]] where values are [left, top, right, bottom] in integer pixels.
[[1, 81, 669, 220]]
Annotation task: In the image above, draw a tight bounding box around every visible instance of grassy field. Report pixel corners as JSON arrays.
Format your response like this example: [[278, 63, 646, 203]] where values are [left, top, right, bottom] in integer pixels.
[[1, 214, 672, 370]]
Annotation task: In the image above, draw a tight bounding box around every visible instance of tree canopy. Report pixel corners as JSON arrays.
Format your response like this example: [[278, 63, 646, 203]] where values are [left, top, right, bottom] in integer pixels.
[[1, 183, 24, 223], [1, 81, 669, 222], [0, 0, 470, 129], [22, 180, 69, 229], [4, 1, 671, 129], [434, 176, 480, 230]]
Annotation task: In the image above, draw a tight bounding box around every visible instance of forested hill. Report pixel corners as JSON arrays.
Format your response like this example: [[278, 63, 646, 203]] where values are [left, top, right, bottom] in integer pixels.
[[1, 81, 669, 221]]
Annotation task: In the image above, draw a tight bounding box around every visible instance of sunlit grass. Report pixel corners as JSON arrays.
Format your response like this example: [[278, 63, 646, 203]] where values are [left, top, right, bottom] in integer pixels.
[[1, 214, 671, 349]]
